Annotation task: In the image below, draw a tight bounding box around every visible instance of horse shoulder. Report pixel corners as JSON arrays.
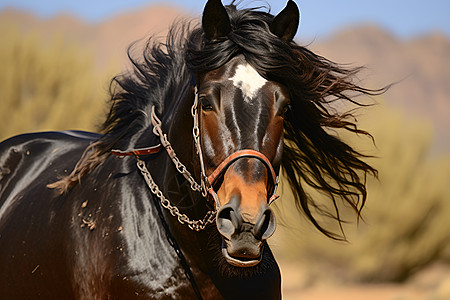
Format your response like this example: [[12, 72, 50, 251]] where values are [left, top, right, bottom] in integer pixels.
[[0, 130, 100, 298], [0, 131, 96, 207]]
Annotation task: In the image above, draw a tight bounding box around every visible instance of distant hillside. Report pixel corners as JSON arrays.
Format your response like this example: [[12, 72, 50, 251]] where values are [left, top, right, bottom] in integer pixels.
[[0, 5, 191, 67], [1, 6, 449, 152], [310, 26, 450, 152]]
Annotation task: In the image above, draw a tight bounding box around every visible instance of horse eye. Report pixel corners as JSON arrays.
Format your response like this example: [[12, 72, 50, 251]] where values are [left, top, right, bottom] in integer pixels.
[[279, 104, 291, 118], [199, 96, 213, 111]]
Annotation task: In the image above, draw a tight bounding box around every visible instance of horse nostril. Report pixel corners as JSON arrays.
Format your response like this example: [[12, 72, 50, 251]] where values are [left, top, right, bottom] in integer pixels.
[[216, 206, 240, 239], [253, 207, 276, 240]]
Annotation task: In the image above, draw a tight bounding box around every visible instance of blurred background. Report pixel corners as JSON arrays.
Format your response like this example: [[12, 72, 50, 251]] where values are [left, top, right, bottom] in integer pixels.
[[1, 0, 449, 299]]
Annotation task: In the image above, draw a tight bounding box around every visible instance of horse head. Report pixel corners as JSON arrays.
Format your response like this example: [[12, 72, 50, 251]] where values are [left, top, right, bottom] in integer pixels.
[[197, 0, 299, 267]]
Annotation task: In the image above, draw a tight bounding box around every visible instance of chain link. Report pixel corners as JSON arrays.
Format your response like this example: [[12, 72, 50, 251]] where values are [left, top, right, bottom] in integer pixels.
[[136, 158, 216, 231]]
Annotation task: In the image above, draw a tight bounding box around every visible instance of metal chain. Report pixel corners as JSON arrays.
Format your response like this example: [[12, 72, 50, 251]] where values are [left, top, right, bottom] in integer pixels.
[[191, 87, 210, 198], [136, 157, 216, 231], [151, 106, 204, 194], [142, 89, 217, 231]]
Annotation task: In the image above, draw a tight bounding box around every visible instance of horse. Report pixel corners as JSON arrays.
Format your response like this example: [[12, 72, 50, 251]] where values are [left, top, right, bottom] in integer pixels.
[[0, 0, 381, 299]]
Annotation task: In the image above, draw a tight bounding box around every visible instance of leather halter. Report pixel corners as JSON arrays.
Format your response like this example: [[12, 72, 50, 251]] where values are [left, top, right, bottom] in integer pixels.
[[112, 88, 280, 207]]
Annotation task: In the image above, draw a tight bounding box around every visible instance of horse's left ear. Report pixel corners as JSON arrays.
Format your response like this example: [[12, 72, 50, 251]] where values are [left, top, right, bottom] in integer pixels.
[[270, 0, 300, 42], [202, 0, 231, 41]]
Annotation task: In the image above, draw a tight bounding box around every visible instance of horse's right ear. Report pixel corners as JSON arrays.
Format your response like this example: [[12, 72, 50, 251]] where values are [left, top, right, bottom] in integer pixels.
[[202, 0, 231, 41]]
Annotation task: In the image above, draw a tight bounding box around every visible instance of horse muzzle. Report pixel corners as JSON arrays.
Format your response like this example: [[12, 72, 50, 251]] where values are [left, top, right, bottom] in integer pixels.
[[216, 195, 276, 267], [203, 149, 279, 267]]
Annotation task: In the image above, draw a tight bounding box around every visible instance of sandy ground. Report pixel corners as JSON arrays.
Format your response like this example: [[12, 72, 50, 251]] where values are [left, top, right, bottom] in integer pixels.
[[279, 261, 450, 300]]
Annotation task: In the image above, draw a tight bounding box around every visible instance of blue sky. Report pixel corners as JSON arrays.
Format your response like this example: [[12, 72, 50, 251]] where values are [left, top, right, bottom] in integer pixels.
[[1, 0, 449, 39]]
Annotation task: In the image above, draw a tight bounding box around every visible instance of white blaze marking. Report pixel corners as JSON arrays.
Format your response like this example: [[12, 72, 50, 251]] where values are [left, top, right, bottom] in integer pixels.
[[230, 63, 267, 102]]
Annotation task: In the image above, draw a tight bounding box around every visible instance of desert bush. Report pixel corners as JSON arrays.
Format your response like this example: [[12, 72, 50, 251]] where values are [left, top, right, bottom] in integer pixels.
[[0, 23, 112, 141], [273, 102, 450, 283]]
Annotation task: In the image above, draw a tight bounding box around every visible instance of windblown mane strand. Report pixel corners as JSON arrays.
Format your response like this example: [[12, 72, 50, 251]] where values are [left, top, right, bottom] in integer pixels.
[[188, 4, 384, 239], [49, 21, 195, 193], [102, 21, 194, 147]]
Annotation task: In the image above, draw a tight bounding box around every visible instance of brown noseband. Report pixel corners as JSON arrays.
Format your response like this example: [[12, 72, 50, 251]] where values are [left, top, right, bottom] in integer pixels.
[[207, 149, 279, 204]]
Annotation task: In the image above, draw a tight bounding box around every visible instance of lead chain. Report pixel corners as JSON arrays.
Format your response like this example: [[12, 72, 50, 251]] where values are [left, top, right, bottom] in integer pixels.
[[151, 106, 204, 194], [136, 157, 216, 231]]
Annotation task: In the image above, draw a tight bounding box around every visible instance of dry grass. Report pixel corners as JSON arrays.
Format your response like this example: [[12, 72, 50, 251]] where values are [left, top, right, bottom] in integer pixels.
[[0, 23, 115, 140]]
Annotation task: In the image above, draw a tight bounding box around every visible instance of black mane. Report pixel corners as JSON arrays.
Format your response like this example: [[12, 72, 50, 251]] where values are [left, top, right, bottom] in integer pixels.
[[101, 23, 194, 151], [52, 3, 385, 239]]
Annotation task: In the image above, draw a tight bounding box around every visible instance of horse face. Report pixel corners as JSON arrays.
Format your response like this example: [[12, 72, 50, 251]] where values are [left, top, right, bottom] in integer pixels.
[[198, 55, 289, 267]]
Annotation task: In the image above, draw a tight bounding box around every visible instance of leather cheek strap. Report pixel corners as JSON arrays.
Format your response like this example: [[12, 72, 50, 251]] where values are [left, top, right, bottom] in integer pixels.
[[112, 144, 162, 156]]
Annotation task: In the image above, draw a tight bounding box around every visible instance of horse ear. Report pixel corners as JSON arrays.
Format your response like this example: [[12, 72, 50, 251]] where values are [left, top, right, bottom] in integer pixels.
[[202, 0, 231, 41], [270, 0, 300, 42]]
